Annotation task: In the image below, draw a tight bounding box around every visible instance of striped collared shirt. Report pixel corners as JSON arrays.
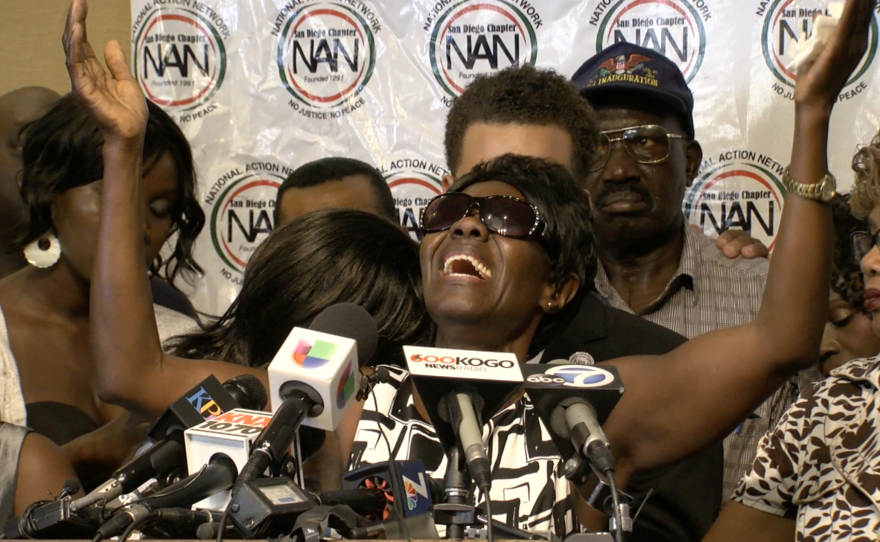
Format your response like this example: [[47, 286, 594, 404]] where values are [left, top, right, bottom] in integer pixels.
[[594, 225, 819, 502]]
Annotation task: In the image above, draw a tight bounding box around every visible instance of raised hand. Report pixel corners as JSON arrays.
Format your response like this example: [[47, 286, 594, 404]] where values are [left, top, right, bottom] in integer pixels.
[[63, 0, 147, 145], [794, 0, 874, 109]]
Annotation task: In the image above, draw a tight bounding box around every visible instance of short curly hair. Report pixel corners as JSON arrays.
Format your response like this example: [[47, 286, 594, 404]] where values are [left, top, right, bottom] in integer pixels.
[[830, 193, 866, 312], [448, 154, 596, 355], [850, 129, 880, 220], [444, 65, 599, 184]]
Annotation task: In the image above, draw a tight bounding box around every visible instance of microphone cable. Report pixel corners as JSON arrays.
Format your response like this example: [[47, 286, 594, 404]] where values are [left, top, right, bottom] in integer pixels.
[[118, 510, 159, 542], [364, 366, 413, 542], [214, 507, 229, 542], [605, 471, 624, 542], [12, 500, 51, 540], [121, 508, 215, 542], [482, 496, 495, 542]]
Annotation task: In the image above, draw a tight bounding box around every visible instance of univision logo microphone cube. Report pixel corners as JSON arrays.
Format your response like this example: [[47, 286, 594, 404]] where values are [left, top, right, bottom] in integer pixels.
[[267, 328, 359, 431], [292, 338, 339, 369]]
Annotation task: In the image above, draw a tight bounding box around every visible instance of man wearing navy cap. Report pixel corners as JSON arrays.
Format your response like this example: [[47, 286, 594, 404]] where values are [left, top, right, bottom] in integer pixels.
[[569, 42, 815, 508]]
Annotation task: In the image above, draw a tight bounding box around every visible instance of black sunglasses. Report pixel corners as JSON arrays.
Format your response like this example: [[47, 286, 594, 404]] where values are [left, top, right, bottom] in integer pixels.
[[419, 192, 545, 239], [852, 230, 880, 261]]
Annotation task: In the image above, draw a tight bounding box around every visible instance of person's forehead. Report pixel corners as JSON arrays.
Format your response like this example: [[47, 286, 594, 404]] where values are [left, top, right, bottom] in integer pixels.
[[456, 122, 574, 176], [594, 105, 678, 132], [461, 180, 525, 200]]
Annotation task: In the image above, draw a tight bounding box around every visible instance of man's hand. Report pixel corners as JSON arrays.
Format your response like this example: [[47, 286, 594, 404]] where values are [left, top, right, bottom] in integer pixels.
[[716, 229, 770, 259], [690, 224, 770, 259]]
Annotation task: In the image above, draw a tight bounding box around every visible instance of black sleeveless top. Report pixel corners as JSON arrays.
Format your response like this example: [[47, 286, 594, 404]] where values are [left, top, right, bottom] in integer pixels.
[[26, 402, 112, 491]]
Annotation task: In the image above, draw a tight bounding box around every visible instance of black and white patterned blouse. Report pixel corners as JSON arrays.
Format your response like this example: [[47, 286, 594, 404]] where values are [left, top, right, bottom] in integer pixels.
[[348, 365, 577, 537]]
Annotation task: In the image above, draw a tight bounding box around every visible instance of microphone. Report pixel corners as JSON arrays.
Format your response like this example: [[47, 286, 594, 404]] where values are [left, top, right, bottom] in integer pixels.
[[2, 479, 94, 540], [4, 377, 266, 539], [226, 478, 316, 538], [267, 303, 378, 430], [313, 488, 387, 518], [74, 375, 267, 513], [342, 460, 439, 518], [228, 456, 413, 539], [521, 361, 624, 474], [568, 351, 596, 366], [227, 304, 378, 527], [148, 374, 243, 441], [404, 346, 524, 492], [221, 374, 269, 411], [183, 408, 274, 510], [342, 461, 441, 539], [94, 453, 238, 540]]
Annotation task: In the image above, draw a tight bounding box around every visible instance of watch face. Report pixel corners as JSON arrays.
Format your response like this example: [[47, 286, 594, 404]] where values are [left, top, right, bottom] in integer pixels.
[[821, 177, 837, 201]]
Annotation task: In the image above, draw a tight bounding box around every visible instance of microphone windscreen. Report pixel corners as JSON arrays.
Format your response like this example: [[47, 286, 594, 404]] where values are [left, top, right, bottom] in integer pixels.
[[309, 303, 379, 366], [223, 374, 268, 410], [62, 478, 81, 496]]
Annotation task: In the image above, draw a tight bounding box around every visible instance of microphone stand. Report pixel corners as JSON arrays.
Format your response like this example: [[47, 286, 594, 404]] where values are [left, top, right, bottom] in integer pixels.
[[432, 445, 476, 540], [563, 455, 632, 542]]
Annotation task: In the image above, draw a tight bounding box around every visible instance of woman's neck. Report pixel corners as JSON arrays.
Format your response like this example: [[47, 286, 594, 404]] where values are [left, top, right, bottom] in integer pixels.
[[10, 263, 90, 318], [433, 324, 533, 363]]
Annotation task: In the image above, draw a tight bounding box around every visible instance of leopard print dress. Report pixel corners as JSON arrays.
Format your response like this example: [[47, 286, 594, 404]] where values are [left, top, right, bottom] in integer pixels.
[[733, 355, 880, 541]]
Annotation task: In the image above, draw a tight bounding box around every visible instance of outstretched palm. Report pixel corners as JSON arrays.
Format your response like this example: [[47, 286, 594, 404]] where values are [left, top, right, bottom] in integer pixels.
[[64, 0, 147, 144]]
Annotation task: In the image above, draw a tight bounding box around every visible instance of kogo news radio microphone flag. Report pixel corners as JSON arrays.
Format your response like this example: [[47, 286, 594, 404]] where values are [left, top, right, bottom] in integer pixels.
[[404, 345, 523, 492]]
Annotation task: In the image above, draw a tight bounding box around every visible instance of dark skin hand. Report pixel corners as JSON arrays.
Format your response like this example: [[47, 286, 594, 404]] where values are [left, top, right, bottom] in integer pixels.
[[713, 227, 769, 259]]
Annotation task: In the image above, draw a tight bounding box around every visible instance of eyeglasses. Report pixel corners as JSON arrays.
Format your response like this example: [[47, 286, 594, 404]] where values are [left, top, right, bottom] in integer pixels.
[[852, 230, 880, 261], [419, 192, 545, 238], [590, 124, 688, 172]]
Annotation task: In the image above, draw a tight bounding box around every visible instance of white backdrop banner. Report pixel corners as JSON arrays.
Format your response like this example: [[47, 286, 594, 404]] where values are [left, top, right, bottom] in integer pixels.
[[129, 0, 880, 314]]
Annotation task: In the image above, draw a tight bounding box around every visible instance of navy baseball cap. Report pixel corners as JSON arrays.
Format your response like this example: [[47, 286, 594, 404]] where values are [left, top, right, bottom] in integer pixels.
[[571, 42, 695, 138]]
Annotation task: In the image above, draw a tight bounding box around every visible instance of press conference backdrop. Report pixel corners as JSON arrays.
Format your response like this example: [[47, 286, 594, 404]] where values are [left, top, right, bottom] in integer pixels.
[[129, 0, 880, 314]]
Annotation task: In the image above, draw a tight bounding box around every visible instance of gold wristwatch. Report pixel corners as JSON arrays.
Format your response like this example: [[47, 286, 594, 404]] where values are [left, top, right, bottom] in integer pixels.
[[782, 168, 837, 203]]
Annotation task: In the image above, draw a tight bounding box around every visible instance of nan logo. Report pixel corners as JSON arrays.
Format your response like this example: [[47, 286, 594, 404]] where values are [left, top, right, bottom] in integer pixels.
[[384, 159, 447, 240], [133, 7, 228, 111], [427, 0, 541, 103], [209, 173, 281, 280], [760, 0, 877, 100], [685, 152, 786, 251], [592, 0, 710, 83], [276, 2, 378, 113]]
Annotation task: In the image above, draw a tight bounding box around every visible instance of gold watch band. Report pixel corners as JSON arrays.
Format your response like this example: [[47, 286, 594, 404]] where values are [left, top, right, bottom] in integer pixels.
[[782, 168, 837, 203]]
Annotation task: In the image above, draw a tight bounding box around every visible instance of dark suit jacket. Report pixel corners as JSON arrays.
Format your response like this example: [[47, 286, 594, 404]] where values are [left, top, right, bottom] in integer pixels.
[[543, 293, 723, 542]]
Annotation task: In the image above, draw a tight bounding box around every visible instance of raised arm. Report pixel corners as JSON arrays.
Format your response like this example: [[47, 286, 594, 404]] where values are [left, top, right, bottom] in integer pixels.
[[65, 0, 268, 420], [602, 0, 873, 475]]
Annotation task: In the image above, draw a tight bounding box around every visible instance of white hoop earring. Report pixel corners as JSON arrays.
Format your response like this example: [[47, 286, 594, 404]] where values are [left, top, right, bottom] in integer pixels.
[[23, 232, 61, 268]]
